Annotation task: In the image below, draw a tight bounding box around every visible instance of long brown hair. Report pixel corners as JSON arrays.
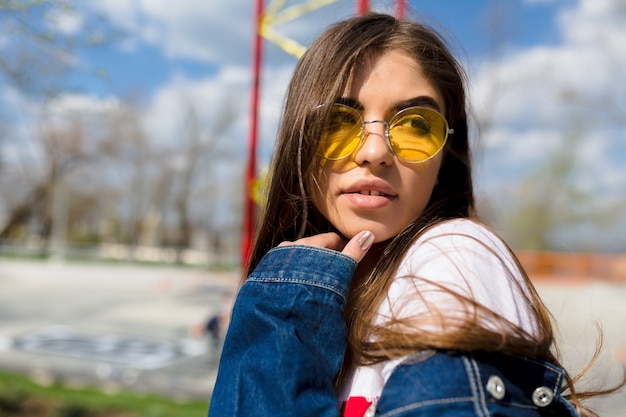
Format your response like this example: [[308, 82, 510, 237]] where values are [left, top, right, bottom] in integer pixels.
[[248, 13, 472, 271], [247, 13, 622, 416]]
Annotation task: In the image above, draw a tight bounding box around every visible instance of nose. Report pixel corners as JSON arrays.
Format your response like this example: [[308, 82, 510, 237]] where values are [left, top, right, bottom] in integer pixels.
[[353, 121, 394, 166]]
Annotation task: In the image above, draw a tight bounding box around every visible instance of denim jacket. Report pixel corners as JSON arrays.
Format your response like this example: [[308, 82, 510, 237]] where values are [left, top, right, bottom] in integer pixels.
[[208, 245, 580, 417]]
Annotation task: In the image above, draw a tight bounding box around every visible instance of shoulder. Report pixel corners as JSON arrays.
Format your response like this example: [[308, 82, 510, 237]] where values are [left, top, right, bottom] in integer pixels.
[[400, 218, 516, 275], [388, 218, 538, 334], [417, 218, 507, 251]]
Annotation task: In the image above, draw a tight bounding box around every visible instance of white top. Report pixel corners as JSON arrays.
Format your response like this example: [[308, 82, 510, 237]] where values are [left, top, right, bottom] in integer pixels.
[[339, 219, 539, 412]]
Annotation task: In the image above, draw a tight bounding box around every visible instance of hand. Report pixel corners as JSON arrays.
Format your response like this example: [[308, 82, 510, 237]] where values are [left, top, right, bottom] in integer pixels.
[[279, 230, 374, 263]]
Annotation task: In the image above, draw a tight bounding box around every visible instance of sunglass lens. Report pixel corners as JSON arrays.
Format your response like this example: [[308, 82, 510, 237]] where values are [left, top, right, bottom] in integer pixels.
[[389, 108, 447, 162], [318, 105, 362, 160]]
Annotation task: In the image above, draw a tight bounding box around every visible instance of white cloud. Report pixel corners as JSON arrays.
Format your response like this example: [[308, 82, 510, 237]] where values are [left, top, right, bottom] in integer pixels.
[[83, 0, 390, 67], [471, 0, 626, 189], [481, 126, 562, 161], [91, 0, 624, 236], [139, 60, 295, 163], [469, 0, 626, 249], [559, 0, 626, 59], [142, 68, 243, 145], [4, 0, 624, 251], [48, 8, 84, 35], [83, 0, 253, 65], [48, 93, 120, 115]]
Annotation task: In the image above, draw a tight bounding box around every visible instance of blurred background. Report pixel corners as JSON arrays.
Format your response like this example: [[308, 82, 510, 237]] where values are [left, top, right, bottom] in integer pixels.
[[0, 0, 624, 416]]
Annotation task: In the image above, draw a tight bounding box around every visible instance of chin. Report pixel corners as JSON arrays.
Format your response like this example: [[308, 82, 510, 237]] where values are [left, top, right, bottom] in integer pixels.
[[340, 224, 400, 243]]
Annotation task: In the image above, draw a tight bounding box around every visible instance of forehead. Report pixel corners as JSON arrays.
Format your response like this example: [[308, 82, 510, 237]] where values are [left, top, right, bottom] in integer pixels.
[[345, 50, 445, 114]]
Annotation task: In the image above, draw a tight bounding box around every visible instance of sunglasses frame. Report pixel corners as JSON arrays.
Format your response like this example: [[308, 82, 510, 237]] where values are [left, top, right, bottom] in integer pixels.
[[318, 103, 454, 163]]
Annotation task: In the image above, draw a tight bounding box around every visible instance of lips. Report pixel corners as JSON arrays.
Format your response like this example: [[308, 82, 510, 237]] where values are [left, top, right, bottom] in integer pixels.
[[342, 179, 397, 209], [343, 179, 397, 198], [355, 190, 391, 197]]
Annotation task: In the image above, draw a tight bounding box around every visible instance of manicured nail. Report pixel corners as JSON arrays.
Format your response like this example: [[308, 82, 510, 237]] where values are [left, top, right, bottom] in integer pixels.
[[358, 231, 375, 252]]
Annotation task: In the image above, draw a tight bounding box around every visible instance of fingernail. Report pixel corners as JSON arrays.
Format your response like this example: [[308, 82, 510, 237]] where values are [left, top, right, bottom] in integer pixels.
[[357, 231, 375, 252]]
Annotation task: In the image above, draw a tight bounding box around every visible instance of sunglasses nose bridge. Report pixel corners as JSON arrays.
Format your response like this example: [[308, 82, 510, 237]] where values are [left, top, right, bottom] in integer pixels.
[[362, 119, 390, 138], [359, 119, 395, 158]]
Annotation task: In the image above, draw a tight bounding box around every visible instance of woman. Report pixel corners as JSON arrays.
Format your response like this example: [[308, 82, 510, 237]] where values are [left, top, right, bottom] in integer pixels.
[[208, 13, 620, 417]]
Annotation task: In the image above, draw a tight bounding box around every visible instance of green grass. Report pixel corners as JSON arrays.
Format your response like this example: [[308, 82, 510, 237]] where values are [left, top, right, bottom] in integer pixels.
[[0, 369, 209, 417]]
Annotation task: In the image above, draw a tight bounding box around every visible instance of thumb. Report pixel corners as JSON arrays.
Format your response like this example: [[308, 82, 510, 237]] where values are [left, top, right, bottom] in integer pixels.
[[341, 230, 375, 263]]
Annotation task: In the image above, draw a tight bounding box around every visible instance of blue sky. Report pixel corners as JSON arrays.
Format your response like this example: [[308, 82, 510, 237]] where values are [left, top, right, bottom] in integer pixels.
[[73, 1, 565, 97], [3, 0, 626, 251]]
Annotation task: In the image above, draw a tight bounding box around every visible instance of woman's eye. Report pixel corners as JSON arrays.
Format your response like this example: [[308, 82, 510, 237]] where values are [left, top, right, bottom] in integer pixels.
[[332, 110, 357, 122], [328, 110, 359, 132], [396, 115, 431, 136]]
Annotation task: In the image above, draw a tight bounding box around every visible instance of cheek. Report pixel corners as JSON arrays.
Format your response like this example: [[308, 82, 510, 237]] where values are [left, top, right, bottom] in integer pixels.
[[403, 156, 443, 212], [320, 157, 357, 174]]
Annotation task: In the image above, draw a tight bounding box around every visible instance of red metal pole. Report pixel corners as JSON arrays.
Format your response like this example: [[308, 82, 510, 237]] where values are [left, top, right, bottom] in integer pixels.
[[396, 0, 406, 18], [357, 0, 369, 15], [242, 0, 264, 270]]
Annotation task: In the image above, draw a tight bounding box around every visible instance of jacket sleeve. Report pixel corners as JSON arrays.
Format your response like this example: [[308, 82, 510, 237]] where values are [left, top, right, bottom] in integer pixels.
[[208, 245, 357, 417]]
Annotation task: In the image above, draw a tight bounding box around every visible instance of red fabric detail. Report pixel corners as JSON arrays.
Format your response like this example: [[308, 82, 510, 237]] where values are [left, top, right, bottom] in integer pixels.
[[343, 396, 373, 417]]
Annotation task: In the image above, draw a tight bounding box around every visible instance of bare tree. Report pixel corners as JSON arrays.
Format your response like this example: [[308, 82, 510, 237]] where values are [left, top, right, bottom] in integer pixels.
[[170, 99, 236, 263], [0, 0, 115, 98], [0, 0, 118, 248], [99, 98, 153, 247], [473, 2, 626, 252]]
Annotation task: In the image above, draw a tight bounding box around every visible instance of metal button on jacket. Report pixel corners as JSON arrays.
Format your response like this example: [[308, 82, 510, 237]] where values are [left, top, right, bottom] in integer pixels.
[[532, 386, 555, 407], [486, 375, 506, 400]]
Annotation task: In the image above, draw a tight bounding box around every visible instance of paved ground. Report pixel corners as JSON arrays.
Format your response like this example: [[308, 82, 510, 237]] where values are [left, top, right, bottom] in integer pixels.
[[535, 280, 626, 416], [0, 259, 239, 405], [0, 259, 624, 415]]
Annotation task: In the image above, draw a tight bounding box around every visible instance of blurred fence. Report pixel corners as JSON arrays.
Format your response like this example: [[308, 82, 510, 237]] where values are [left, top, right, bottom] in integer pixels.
[[0, 238, 239, 268], [2, 238, 624, 281], [516, 250, 626, 282]]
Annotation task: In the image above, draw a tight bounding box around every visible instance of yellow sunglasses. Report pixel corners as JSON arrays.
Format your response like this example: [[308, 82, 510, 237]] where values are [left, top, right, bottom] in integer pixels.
[[317, 103, 452, 163]]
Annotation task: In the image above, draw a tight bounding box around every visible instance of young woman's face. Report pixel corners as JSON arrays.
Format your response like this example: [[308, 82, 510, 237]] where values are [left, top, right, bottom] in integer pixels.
[[312, 50, 445, 242]]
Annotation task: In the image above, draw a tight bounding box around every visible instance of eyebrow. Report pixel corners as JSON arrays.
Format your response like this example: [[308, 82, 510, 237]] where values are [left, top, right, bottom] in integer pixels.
[[336, 96, 443, 114], [336, 97, 362, 110], [391, 97, 442, 113]]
